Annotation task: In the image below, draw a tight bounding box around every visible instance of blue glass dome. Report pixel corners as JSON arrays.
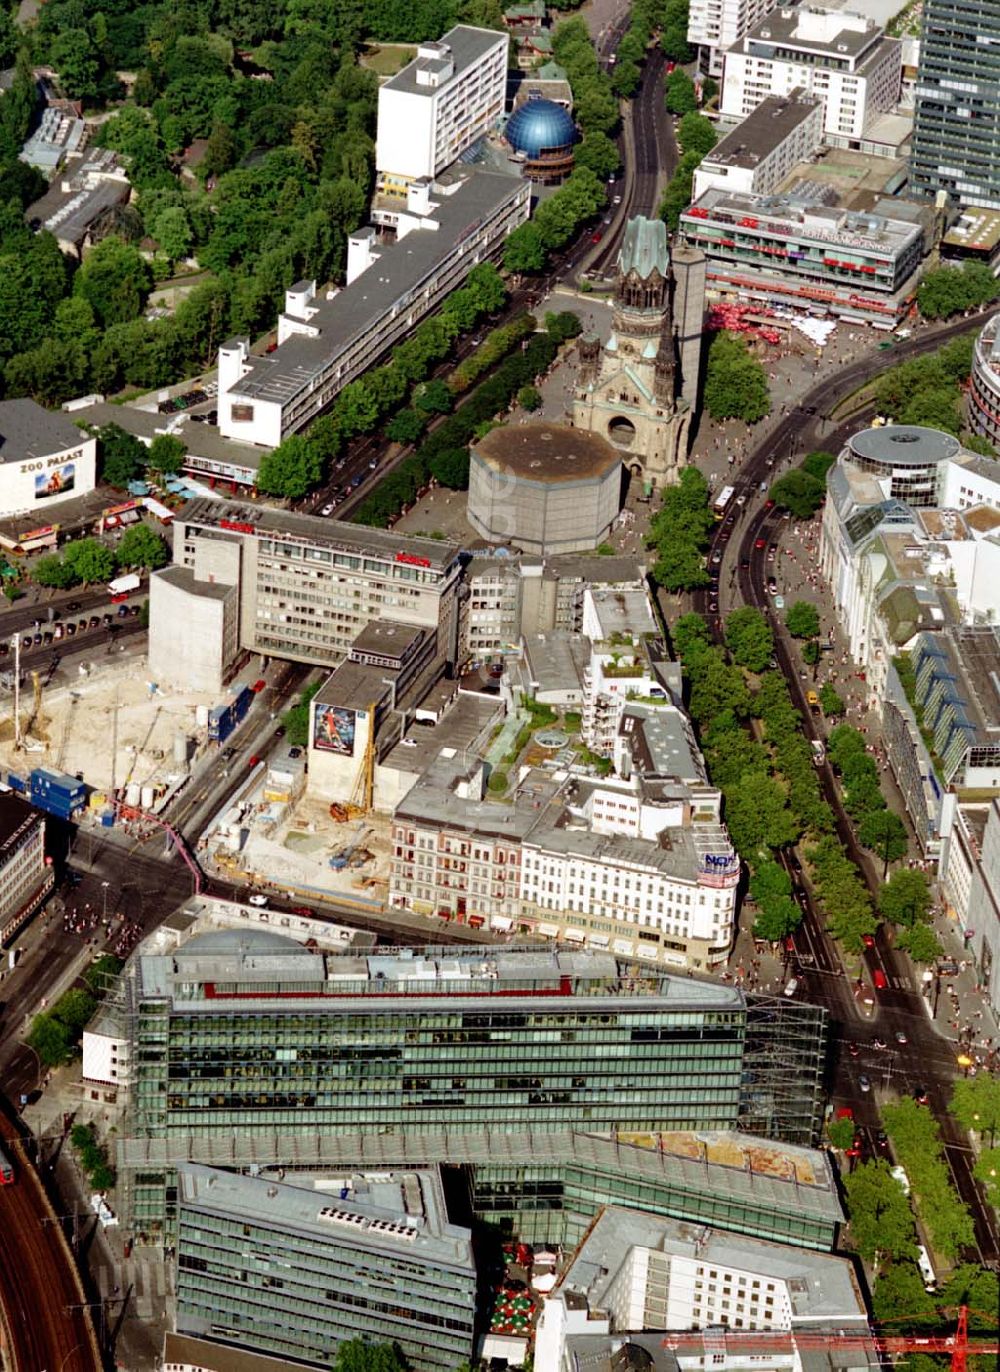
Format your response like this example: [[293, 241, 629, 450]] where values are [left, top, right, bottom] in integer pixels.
[[506, 97, 576, 158]]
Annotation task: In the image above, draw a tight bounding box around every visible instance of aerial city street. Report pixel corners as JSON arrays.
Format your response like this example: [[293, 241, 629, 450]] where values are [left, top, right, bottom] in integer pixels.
[[0, 0, 999, 1369]]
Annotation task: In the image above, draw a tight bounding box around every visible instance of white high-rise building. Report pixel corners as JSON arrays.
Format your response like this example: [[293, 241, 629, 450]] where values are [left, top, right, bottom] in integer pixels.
[[375, 26, 508, 199], [687, 0, 777, 78], [721, 6, 902, 145]]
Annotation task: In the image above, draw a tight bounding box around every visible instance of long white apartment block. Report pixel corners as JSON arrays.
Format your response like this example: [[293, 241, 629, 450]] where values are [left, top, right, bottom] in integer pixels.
[[217, 166, 528, 449], [375, 26, 508, 197], [721, 6, 902, 145]]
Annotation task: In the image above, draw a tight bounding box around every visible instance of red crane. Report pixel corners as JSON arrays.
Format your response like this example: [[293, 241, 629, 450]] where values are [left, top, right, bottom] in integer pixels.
[[660, 1306, 999, 1372]]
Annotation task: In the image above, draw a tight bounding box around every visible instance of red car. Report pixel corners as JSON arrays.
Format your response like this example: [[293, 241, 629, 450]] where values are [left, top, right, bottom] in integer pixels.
[[862, 934, 875, 949], [755, 537, 766, 549], [835, 1106, 853, 1121], [591, 231, 603, 243], [873, 968, 887, 990], [251, 678, 267, 693], [248, 754, 262, 767]]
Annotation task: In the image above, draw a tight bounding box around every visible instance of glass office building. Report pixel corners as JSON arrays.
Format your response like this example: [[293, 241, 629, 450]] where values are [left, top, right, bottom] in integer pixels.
[[911, 0, 1000, 209], [175, 1164, 476, 1372], [116, 934, 826, 1236]]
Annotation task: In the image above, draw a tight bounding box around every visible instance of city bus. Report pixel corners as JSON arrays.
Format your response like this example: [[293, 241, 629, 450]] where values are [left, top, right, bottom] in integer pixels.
[[714, 485, 735, 518]]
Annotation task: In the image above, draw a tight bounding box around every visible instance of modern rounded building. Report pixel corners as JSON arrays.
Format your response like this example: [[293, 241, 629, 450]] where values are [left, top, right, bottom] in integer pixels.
[[505, 96, 576, 182], [468, 422, 623, 554], [845, 424, 961, 506], [969, 313, 1000, 451]]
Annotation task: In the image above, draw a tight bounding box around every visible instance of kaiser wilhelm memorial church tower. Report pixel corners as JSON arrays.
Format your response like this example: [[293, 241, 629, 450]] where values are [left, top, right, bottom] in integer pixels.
[[573, 216, 705, 490]]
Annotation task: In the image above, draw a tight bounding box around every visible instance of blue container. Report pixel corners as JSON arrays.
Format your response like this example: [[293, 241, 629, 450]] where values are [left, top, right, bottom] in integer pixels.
[[6, 773, 25, 793], [100, 809, 115, 827], [232, 686, 253, 723]]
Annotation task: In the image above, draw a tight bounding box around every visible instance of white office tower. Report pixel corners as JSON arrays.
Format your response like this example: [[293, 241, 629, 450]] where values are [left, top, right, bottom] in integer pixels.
[[375, 26, 508, 199], [687, 0, 778, 77], [721, 6, 902, 144]]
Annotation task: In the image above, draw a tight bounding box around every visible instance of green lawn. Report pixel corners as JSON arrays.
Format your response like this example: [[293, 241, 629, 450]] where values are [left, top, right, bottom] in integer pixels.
[[361, 43, 416, 76]]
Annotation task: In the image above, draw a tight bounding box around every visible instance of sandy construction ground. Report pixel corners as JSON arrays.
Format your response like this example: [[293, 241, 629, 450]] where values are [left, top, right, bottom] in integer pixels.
[[0, 652, 217, 794]]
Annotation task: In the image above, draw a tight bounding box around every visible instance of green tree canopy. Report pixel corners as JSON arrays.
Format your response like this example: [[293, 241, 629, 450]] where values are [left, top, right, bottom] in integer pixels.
[[704, 331, 770, 422], [256, 434, 323, 498], [73, 236, 152, 328], [951, 1076, 1000, 1146], [858, 808, 908, 865], [32, 554, 78, 589], [897, 921, 942, 964], [917, 262, 1000, 320], [63, 537, 116, 585], [147, 434, 186, 477], [785, 600, 820, 639], [725, 606, 774, 673], [649, 466, 714, 592], [28, 1012, 72, 1067], [665, 68, 697, 114], [99, 424, 147, 488], [677, 111, 717, 158], [769, 468, 825, 518], [879, 867, 931, 928], [842, 1159, 918, 1264], [333, 1339, 407, 1372], [503, 221, 547, 275], [117, 524, 169, 570], [819, 682, 844, 716]]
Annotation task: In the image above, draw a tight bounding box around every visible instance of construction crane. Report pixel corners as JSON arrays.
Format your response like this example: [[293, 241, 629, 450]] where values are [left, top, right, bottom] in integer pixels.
[[348, 700, 377, 815], [659, 1306, 998, 1372]]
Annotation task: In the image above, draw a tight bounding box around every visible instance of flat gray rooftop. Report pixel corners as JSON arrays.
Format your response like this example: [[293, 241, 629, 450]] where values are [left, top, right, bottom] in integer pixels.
[[848, 425, 962, 467], [351, 619, 426, 659], [619, 705, 705, 782], [559, 1206, 865, 1321], [137, 934, 746, 1011], [177, 1162, 474, 1270], [383, 24, 504, 97], [163, 1332, 304, 1372], [704, 91, 821, 170], [122, 1128, 843, 1229], [74, 402, 265, 475], [0, 398, 86, 463], [687, 188, 921, 253], [743, 6, 881, 59], [179, 496, 460, 570], [522, 629, 588, 694], [155, 565, 232, 601]]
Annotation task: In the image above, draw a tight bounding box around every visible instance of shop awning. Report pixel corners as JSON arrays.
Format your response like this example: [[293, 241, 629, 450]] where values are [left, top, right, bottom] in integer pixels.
[[563, 928, 586, 943], [538, 923, 560, 938], [490, 916, 514, 932]]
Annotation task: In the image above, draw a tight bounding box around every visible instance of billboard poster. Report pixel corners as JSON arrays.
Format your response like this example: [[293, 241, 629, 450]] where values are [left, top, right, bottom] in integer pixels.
[[313, 702, 356, 756], [35, 463, 75, 500]]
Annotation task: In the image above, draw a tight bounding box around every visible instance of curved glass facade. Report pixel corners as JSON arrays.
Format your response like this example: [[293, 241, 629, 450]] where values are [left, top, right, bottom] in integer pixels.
[[970, 314, 1000, 449]]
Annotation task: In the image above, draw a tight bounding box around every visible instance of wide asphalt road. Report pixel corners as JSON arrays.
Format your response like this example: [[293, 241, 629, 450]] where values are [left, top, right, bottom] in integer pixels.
[[693, 307, 1000, 1262]]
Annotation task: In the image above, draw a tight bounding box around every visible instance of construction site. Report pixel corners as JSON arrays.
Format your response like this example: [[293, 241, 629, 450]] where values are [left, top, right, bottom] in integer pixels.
[[199, 700, 396, 907], [0, 647, 223, 805]]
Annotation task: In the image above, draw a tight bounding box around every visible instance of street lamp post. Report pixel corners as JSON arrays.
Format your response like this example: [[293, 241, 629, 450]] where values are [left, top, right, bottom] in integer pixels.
[[100, 881, 110, 922]]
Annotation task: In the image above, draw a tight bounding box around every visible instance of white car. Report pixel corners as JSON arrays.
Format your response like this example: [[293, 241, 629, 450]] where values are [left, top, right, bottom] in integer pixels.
[[320, 504, 335, 516], [248, 894, 268, 907]]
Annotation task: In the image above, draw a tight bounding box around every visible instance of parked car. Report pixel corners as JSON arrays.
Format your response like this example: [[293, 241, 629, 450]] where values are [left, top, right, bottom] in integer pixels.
[[859, 1075, 871, 1093], [248, 894, 268, 907], [251, 679, 267, 693], [873, 968, 887, 990]]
